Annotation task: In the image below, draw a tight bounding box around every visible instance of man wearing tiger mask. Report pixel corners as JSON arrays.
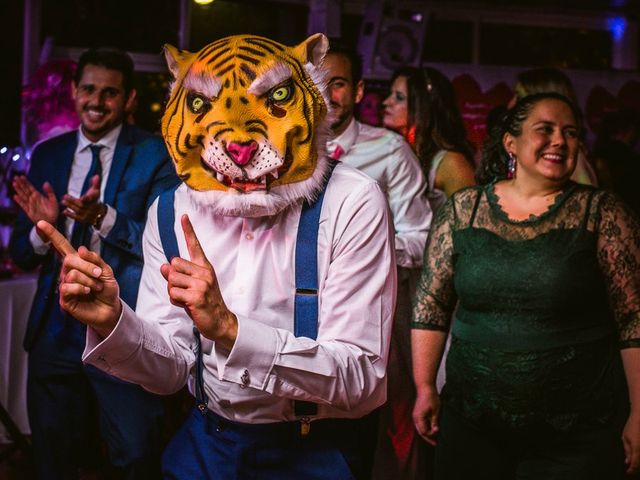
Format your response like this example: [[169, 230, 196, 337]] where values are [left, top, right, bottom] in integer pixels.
[[37, 33, 396, 479]]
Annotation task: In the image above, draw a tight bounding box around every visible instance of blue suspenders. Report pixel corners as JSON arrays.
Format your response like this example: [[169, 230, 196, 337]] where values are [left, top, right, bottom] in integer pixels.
[[292, 186, 326, 417], [158, 185, 210, 413], [157, 171, 333, 419]]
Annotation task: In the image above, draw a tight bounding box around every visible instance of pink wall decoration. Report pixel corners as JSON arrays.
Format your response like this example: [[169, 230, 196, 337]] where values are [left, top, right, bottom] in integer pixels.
[[22, 59, 80, 150], [451, 74, 513, 151]]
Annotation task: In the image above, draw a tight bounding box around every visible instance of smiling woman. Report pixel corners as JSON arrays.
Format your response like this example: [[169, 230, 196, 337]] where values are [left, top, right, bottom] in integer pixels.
[[411, 92, 640, 479], [498, 96, 580, 215]]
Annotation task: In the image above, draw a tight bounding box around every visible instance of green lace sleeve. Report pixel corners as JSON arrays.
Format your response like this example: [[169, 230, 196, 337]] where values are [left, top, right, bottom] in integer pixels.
[[596, 191, 640, 348], [411, 193, 461, 331]]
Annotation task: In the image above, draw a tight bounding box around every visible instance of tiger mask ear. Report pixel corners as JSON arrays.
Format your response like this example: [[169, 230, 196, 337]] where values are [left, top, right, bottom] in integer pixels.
[[163, 44, 193, 79], [293, 33, 329, 66]]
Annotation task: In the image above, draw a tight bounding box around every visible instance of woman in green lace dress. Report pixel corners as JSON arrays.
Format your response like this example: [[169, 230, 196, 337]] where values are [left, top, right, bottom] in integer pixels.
[[411, 92, 640, 479]]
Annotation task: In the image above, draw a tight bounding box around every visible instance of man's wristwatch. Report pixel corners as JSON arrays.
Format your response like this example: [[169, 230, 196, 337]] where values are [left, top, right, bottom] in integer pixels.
[[92, 203, 108, 230]]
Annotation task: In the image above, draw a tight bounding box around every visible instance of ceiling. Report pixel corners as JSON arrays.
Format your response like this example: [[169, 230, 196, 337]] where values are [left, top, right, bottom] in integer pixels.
[[449, 0, 636, 11], [343, 0, 640, 17]]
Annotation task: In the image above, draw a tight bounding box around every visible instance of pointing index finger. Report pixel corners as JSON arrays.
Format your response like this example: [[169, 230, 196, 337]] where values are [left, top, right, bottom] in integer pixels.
[[36, 220, 76, 257], [180, 214, 209, 266]]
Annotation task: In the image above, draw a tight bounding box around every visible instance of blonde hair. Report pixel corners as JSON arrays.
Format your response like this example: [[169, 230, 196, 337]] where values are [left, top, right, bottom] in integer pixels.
[[515, 68, 577, 104]]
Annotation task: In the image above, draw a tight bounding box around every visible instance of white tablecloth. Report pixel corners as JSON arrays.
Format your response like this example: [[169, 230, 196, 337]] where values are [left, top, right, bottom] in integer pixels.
[[0, 273, 38, 442]]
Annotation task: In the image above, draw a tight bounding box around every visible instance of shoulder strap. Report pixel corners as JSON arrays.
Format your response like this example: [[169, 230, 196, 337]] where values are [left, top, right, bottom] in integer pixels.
[[294, 161, 337, 340], [156, 184, 209, 411], [580, 187, 597, 231], [469, 187, 483, 227], [157, 184, 181, 261], [293, 162, 336, 416], [430, 150, 447, 173], [294, 188, 326, 339]]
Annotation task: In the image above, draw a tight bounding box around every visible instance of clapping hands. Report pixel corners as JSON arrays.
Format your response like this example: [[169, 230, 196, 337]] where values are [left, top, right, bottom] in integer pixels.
[[13, 176, 58, 239], [13, 174, 104, 236]]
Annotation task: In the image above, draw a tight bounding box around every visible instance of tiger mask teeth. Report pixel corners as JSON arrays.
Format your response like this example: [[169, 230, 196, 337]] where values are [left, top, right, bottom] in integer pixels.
[[206, 164, 272, 193], [200, 138, 284, 192]]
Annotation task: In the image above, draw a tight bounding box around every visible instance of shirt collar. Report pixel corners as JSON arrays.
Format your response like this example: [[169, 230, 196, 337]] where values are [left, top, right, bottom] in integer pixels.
[[76, 124, 123, 153], [328, 118, 359, 157]]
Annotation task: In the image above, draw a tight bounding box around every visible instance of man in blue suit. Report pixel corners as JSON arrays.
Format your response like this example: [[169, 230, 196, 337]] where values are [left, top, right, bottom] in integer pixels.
[[10, 48, 179, 479]]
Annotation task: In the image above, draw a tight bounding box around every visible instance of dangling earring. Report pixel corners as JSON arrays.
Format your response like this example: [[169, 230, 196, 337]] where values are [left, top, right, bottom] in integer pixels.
[[406, 124, 416, 147], [507, 152, 517, 179]]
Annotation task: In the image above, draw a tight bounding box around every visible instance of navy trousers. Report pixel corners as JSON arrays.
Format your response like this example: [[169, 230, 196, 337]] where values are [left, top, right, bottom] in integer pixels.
[[162, 407, 379, 480], [27, 315, 165, 480]]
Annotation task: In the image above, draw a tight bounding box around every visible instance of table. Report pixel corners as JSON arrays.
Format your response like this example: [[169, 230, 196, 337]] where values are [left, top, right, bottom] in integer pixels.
[[0, 273, 38, 442]]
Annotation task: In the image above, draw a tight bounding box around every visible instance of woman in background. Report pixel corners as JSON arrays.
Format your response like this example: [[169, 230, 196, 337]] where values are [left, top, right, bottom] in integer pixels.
[[374, 66, 476, 480], [382, 66, 476, 213], [383, 66, 476, 399], [412, 92, 640, 479]]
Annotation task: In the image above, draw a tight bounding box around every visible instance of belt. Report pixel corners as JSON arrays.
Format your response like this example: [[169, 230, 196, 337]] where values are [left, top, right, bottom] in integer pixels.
[[200, 407, 376, 442]]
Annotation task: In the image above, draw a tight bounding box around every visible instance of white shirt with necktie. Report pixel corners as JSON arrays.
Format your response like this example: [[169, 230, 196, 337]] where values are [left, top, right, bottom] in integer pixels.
[[29, 125, 121, 253], [327, 119, 432, 268]]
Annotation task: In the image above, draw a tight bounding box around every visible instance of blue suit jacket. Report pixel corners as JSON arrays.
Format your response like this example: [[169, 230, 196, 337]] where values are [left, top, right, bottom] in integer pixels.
[[10, 124, 180, 351]]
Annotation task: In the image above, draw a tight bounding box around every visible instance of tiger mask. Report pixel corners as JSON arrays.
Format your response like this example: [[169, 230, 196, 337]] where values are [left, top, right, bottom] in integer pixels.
[[162, 33, 332, 217]]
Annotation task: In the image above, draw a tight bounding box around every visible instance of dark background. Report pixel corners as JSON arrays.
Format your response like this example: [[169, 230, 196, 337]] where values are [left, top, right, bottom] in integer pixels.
[[2, 0, 639, 146]]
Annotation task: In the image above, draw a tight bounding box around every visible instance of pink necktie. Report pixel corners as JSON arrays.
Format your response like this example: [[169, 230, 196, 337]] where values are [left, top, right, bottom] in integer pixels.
[[330, 145, 344, 161]]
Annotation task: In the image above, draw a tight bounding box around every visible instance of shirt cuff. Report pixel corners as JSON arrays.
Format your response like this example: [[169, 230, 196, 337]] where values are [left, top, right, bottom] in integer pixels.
[[394, 234, 424, 269], [82, 301, 143, 372], [218, 315, 278, 391], [29, 226, 51, 255], [94, 204, 116, 237]]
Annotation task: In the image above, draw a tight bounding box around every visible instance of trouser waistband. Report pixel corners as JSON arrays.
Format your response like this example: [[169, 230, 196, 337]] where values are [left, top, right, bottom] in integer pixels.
[[199, 407, 376, 443]]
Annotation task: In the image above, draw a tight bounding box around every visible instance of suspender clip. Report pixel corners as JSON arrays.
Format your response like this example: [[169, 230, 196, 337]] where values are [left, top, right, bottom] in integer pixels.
[[300, 416, 311, 436], [295, 288, 318, 295]]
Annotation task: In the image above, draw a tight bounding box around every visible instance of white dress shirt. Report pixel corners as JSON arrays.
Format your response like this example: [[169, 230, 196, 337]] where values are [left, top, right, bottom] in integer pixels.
[[327, 119, 431, 268], [83, 163, 397, 423], [29, 125, 121, 253]]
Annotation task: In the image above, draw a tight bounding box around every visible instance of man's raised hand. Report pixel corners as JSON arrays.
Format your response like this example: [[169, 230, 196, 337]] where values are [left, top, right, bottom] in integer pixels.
[[160, 214, 237, 350], [61, 175, 103, 224], [13, 176, 59, 238], [36, 220, 122, 338]]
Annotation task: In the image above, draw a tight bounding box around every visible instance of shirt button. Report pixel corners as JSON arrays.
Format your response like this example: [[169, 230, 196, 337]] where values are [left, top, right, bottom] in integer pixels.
[[240, 369, 250, 388], [245, 233, 253, 240]]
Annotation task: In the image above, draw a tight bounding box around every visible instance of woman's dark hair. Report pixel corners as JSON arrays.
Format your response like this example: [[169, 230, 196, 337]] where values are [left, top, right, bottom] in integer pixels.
[[476, 92, 583, 184], [390, 66, 474, 172]]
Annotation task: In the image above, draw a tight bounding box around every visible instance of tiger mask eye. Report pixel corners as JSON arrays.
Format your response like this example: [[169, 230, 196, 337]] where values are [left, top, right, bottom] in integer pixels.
[[268, 84, 293, 104], [187, 93, 211, 114]]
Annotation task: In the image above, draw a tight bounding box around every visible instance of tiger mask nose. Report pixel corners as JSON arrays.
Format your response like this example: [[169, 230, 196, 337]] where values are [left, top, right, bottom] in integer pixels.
[[225, 141, 259, 166]]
